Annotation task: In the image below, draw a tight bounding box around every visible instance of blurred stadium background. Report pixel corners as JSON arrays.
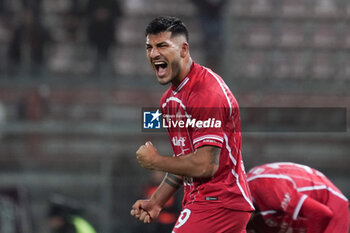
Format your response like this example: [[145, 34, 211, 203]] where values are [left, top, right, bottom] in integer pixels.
[[0, 0, 349, 232]]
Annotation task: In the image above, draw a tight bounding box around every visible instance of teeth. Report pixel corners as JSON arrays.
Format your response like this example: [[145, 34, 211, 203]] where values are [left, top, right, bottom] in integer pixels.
[[154, 62, 166, 65]]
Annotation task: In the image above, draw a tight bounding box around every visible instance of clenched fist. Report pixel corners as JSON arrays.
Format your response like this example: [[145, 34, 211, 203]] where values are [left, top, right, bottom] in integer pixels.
[[136, 141, 161, 170], [130, 199, 162, 224]]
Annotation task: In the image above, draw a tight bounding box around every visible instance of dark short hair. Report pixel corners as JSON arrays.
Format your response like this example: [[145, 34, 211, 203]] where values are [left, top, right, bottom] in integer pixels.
[[145, 16, 189, 42]]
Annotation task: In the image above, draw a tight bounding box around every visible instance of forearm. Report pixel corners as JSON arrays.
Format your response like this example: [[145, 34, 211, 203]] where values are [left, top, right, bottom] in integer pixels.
[[136, 142, 220, 178], [299, 196, 333, 233], [153, 147, 220, 178], [150, 173, 183, 208]]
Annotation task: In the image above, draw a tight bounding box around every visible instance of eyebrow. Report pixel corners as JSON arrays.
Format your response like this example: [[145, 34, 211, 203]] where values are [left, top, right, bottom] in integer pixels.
[[146, 41, 168, 48]]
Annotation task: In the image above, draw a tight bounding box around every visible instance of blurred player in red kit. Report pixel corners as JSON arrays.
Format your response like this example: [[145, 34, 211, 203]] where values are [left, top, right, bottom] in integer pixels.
[[130, 16, 254, 232], [246, 162, 349, 233]]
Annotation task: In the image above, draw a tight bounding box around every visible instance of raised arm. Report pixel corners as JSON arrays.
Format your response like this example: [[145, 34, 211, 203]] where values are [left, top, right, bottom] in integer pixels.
[[136, 141, 221, 178]]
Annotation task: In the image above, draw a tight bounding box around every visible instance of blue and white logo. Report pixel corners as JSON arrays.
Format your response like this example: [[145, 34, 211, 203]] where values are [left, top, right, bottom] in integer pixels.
[[143, 109, 162, 129]]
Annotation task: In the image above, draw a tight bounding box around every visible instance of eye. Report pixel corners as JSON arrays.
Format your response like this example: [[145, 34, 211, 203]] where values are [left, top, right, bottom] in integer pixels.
[[158, 43, 168, 48]]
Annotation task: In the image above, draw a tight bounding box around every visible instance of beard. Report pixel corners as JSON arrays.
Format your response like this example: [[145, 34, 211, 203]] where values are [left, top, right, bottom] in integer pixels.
[[158, 59, 181, 85]]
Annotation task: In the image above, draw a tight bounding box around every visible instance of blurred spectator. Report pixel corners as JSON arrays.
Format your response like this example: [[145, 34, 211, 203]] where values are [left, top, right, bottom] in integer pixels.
[[17, 86, 49, 121], [21, 0, 42, 15], [0, 101, 6, 139], [0, 16, 11, 75], [48, 194, 97, 233], [191, 0, 227, 73], [47, 0, 88, 76], [0, 187, 33, 233], [0, 101, 5, 122], [16, 86, 50, 158], [0, 0, 4, 14], [65, 15, 80, 41], [86, 0, 122, 77], [0, 1, 13, 75], [7, 8, 50, 77], [63, 0, 83, 41]]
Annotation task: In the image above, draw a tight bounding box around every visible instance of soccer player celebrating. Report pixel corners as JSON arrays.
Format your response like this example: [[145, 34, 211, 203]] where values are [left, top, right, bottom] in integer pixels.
[[130, 16, 254, 233], [246, 162, 349, 233]]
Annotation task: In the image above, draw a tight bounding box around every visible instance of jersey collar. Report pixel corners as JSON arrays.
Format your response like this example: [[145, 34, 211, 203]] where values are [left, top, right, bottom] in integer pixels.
[[172, 62, 196, 95]]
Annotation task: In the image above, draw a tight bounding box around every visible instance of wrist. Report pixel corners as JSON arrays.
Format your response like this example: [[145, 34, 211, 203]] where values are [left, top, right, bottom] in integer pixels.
[[149, 195, 164, 210], [151, 152, 164, 171]]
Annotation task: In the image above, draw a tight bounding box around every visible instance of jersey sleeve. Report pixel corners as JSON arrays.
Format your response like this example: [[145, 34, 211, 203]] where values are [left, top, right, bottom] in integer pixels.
[[297, 196, 333, 232], [249, 177, 305, 232], [187, 90, 227, 149], [250, 177, 304, 216]]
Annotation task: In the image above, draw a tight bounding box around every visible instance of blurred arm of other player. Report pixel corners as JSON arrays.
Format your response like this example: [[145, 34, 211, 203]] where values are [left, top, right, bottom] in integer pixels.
[[248, 177, 333, 233], [247, 197, 333, 233], [298, 196, 333, 233], [130, 141, 220, 224]]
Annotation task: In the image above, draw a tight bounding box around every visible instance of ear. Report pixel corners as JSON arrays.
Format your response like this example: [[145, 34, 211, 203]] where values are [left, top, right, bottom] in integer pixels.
[[180, 42, 189, 58]]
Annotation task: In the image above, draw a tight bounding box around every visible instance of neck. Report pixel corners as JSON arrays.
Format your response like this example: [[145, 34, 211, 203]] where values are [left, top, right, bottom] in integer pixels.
[[171, 57, 193, 86]]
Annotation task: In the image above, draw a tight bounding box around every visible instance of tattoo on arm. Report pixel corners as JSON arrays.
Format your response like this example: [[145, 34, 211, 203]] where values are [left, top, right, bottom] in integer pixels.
[[164, 178, 181, 189], [167, 173, 183, 183], [164, 173, 183, 189], [210, 147, 221, 165]]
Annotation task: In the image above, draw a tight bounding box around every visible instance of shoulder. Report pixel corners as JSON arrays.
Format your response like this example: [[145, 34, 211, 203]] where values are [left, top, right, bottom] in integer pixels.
[[194, 65, 224, 89], [248, 164, 298, 190], [190, 67, 229, 104]]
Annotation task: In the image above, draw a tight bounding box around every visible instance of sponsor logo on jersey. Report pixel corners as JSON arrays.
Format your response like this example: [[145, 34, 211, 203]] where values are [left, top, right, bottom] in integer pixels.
[[172, 136, 186, 147], [281, 192, 291, 210]]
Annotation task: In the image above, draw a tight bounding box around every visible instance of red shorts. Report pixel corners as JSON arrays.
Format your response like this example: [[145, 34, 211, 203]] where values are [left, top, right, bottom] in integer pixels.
[[172, 207, 251, 233]]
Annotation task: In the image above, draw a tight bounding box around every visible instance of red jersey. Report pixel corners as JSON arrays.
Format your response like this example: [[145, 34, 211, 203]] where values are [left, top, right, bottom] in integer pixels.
[[247, 162, 349, 233], [160, 62, 254, 212]]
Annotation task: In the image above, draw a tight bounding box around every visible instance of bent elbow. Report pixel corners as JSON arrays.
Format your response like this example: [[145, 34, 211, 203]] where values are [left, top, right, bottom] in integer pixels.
[[322, 209, 333, 225], [314, 208, 333, 231], [197, 164, 218, 178]]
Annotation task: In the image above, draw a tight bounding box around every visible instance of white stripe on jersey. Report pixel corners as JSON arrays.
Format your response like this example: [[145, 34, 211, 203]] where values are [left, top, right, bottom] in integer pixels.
[[173, 77, 190, 95], [205, 68, 233, 117], [247, 174, 297, 189], [249, 167, 348, 202], [266, 162, 313, 174], [260, 210, 277, 216], [293, 194, 307, 220], [162, 96, 187, 110], [223, 132, 253, 209], [193, 135, 224, 145], [297, 185, 348, 202], [232, 169, 255, 209], [185, 127, 195, 152], [224, 133, 237, 166], [297, 185, 327, 193]]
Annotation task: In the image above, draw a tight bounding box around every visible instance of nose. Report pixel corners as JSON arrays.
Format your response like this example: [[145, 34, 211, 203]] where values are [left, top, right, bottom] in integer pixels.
[[149, 47, 160, 59]]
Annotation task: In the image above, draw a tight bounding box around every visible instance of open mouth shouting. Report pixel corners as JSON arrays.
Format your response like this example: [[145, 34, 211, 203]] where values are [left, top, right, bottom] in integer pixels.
[[153, 61, 168, 78]]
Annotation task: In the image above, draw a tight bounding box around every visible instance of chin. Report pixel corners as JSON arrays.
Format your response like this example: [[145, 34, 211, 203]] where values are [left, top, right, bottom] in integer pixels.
[[157, 76, 172, 85]]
